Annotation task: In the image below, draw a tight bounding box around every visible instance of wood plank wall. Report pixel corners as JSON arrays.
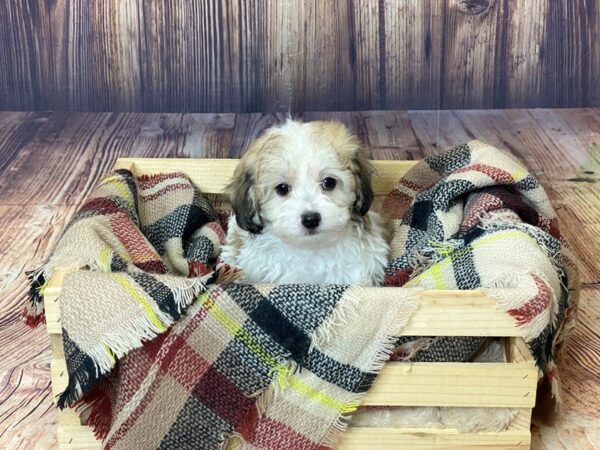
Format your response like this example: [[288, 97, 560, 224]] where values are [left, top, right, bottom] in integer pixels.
[[0, 0, 598, 113]]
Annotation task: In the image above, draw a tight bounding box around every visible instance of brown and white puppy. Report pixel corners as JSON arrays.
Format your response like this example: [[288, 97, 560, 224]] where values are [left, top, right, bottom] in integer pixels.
[[220, 119, 389, 285]]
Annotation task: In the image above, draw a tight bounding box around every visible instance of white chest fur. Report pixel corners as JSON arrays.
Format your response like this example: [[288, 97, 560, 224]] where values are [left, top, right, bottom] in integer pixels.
[[221, 212, 389, 285]]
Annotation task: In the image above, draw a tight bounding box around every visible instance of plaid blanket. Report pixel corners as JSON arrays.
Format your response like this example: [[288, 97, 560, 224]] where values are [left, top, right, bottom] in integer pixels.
[[25, 170, 419, 449], [24, 141, 578, 448], [384, 141, 579, 398]]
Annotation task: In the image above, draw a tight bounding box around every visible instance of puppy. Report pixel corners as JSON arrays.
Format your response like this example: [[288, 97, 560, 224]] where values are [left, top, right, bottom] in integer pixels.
[[220, 119, 389, 285]]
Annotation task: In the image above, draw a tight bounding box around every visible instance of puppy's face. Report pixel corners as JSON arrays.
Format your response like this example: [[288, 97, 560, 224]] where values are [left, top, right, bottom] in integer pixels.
[[226, 120, 374, 248]]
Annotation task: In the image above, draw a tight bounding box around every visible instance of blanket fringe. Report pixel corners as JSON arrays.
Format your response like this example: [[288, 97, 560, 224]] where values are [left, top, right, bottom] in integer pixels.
[[547, 360, 562, 406], [321, 290, 420, 447], [392, 337, 442, 361], [23, 269, 47, 328], [23, 248, 118, 328], [485, 270, 556, 342], [407, 239, 463, 277], [73, 386, 113, 440], [57, 370, 86, 409], [159, 276, 208, 312], [59, 303, 166, 405], [310, 288, 362, 354], [485, 270, 567, 404], [215, 261, 243, 284], [58, 273, 207, 407], [88, 308, 172, 375]]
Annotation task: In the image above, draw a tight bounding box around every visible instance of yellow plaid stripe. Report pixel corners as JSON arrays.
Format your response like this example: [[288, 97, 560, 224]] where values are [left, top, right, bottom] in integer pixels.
[[102, 175, 135, 207], [99, 245, 112, 271], [199, 293, 279, 368], [286, 374, 356, 413], [114, 273, 167, 332], [200, 291, 354, 414], [511, 168, 527, 182], [406, 230, 538, 287]]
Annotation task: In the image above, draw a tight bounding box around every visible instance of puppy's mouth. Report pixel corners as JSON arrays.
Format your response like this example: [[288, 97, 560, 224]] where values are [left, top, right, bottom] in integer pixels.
[[305, 229, 319, 236]]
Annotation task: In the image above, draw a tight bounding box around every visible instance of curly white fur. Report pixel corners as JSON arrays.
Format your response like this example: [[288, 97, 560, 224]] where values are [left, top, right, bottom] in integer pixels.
[[221, 119, 389, 285]]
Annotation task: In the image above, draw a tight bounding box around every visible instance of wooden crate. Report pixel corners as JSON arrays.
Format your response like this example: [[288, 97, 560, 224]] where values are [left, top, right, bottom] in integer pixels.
[[44, 158, 538, 449]]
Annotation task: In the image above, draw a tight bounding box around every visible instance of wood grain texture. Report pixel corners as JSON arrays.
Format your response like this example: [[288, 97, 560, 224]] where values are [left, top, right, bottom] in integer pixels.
[[1, 0, 599, 113], [0, 109, 598, 450], [0, 205, 73, 450]]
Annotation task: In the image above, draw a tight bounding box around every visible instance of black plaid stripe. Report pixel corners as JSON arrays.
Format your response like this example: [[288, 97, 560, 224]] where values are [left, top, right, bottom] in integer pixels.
[[116, 169, 140, 214], [143, 204, 213, 255], [249, 299, 310, 361], [158, 396, 232, 450], [265, 285, 348, 335], [387, 253, 416, 273], [130, 272, 180, 319], [429, 179, 476, 212], [404, 228, 433, 249], [212, 334, 277, 395], [193, 188, 217, 218], [109, 254, 128, 272], [514, 174, 540, 191], [463, 225, 486, 244], [409, 200, 433, 231], [57, 330, 105, 408], [425, 143, 471, 174], [141, 182, 216, 255], [450, 245, 481, 289], [528, 326, 552, 369], [221, 284, 266, 315], [300, 350, 374, 393], [185, 234, 215, 262]]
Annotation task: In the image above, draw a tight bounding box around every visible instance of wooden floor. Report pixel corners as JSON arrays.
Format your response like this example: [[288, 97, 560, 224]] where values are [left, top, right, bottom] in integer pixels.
[[0, 109, 598, 450]]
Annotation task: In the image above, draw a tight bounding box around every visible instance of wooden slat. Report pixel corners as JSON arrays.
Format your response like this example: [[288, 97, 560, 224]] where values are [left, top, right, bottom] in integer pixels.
[[399, 290, 524, 337], [361, 359, 536, 408], [440, 1, 503, 109], [58, 426, 100, 450], [50, 358, 68, 400], [338, 425, 530, 450], [50, 350, 536, 409], [55, 410, 533, 450], [381, 0, 444, 110], [56, 421, 532, 450], [341, 409, 533, 450], [114, 158, 418, 196]]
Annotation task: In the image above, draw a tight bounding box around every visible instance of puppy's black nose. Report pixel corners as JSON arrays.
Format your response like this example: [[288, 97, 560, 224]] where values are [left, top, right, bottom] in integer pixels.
[[301, 211, 321, 229]]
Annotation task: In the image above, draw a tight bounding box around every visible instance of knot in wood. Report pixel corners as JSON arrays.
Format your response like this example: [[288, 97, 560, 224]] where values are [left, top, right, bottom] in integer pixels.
[[456, 0, 494, 15]]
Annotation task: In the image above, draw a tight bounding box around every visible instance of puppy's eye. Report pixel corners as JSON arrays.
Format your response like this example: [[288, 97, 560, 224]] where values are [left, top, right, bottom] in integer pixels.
[[321, 177, 337, 191], [275, 183, 291, 196]]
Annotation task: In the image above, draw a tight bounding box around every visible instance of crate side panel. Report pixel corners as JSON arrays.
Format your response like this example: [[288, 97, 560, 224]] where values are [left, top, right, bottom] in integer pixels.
[[361, 361, 538, 407]]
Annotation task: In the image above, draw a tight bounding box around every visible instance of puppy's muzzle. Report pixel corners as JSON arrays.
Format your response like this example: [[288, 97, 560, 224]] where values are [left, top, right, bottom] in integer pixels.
[[301, 211, 321, 230]]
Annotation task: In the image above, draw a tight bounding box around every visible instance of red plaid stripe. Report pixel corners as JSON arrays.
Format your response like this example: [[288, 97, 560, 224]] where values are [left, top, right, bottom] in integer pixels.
[[139, 183, 192, 201], [109, 212, 166, 273], [507, 274, 552, 325], [137, 172, 188, 189], [453, 163, 514, 184], [382, 189, 414, 219], [249, 417, 320, 450]]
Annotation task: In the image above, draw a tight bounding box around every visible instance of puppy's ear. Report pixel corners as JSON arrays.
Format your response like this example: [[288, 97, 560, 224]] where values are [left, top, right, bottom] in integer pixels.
[[351, 148, 375, 216], [226, 163, 263, 234]]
